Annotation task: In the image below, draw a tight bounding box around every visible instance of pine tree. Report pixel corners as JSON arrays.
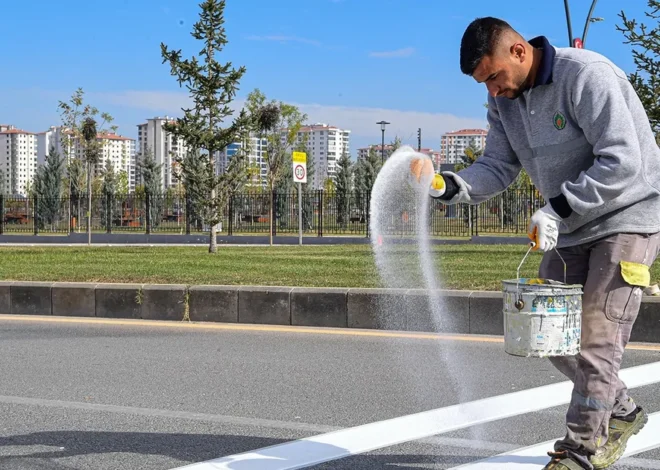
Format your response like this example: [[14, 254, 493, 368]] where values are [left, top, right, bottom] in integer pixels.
[[33, 145, 65, 229], [617, 1, 660, 141], [160, 0, 250, 253], [137, 149, 164, 233], [335, 151, 352, 227]]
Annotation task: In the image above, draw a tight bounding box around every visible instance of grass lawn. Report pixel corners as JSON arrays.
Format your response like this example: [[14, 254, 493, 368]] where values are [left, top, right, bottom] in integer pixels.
[[2, 244, 659, 291]]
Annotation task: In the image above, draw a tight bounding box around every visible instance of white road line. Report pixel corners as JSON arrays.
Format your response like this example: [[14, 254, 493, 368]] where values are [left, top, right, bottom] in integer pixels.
[[450, 411, 660, 469], [170, 361, 660, 470]]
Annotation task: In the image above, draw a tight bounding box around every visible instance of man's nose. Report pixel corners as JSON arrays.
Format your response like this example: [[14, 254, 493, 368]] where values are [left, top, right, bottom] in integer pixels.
[[487, 83, 499, 97]]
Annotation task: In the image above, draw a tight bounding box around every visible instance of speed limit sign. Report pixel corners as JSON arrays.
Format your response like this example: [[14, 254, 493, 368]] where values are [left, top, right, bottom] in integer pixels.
[[292, 152, 307, 183]]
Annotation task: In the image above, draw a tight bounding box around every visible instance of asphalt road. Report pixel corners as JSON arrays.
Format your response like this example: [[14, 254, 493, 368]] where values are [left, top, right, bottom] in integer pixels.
[[0, 315, 658, 470]]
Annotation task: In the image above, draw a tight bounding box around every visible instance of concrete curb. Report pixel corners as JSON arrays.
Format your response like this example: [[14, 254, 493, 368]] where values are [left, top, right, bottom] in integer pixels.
[[0, 281, 658, 343]]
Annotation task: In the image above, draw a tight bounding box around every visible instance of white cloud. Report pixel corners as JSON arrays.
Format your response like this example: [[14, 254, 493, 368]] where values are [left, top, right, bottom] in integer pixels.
[[92, 90, 487, 146], [369, 47, 415, 58], [245, 35, 322, 47]]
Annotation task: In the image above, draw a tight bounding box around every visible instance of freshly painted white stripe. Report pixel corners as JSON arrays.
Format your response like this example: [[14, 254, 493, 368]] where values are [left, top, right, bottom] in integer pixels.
[[170, 361, 660, 470], [450, 412, 660, 469]]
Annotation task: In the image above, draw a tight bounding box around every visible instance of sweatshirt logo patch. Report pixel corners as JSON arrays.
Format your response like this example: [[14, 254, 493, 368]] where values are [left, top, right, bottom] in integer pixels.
[[554, 112, 566, 130]]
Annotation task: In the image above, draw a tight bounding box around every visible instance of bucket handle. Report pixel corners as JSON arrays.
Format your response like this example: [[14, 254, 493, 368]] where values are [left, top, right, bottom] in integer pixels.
[[515, 242, 567, 308]]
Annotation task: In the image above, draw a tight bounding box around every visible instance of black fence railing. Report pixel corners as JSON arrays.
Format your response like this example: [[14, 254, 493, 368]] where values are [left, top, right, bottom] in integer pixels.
[[0, 187, 544, 238]]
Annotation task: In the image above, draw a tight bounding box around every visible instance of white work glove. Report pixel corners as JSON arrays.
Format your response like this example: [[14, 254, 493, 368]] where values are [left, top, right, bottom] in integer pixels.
[[440, 171, 471, 204], [528, 204, 562, 252]]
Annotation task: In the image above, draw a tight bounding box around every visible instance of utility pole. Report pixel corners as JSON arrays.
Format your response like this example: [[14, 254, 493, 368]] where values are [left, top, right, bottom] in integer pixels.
[[417, 128, 421, 151]]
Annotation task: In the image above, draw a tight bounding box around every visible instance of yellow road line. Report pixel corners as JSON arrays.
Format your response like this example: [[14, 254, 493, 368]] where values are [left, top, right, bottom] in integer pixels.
[[0, 314, 659, 351]]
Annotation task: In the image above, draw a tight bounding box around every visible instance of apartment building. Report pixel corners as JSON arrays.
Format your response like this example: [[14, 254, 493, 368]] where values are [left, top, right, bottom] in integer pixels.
[[215, 133, 268, 186], [37, 126, 136, 191], [440, 128, 488, 165], [0, 125, 38, 195], [292, 124, 350, 189], [137, 116, 189, 190], [357, 144, 394, 162], [96, 133, 137, 190]]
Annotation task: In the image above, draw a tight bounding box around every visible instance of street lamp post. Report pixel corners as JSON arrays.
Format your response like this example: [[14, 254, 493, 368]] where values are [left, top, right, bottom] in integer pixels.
[[376, 121, 389, 165], [563, 0, 603, 48]]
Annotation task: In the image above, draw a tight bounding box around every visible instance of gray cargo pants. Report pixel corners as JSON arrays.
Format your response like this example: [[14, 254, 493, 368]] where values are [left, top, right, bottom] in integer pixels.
[[539, 232, 660, 468]]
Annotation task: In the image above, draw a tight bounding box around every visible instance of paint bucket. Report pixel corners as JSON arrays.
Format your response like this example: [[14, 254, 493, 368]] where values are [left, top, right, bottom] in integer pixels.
[[501, 243, 583, 358]]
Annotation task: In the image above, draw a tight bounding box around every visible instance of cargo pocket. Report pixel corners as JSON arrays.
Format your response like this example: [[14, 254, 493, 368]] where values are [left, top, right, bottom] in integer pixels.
[[604, 261, 650, 324]]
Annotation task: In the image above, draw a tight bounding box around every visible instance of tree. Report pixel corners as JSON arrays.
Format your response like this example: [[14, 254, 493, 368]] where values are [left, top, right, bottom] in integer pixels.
[[246, 89, 307, 245], [335, 151, 352, 227], [617, 1, 660, 141], [353, 148, 382, 224], [0, 169, 4, 195], [160, 0, 250, 253], [33, 145, 65, 230], [137, 149, 164, 233], [116, 170, 129, 199], [58, 88, 116, 241]]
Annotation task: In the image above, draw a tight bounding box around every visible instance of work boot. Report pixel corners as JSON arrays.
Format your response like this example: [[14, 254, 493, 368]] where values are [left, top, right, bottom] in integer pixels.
[[591, 406, 648, 469], [543, 451, 589, 470]]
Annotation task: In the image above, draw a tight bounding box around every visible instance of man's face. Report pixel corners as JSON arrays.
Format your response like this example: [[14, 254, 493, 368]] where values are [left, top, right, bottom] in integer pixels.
[[472, 43, 528, 100]]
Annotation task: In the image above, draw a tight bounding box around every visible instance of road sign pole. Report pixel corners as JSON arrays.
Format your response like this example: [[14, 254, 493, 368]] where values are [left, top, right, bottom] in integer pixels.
[[298, 182, 303, 246], [292, 151, 307, 246]]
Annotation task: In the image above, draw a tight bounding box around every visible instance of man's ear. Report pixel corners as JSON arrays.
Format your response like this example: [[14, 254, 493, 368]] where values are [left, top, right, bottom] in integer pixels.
[[511, 42, 526, 62]]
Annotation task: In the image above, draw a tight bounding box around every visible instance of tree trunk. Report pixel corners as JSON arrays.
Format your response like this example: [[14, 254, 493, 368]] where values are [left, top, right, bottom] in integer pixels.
[[87, 161, 92, 245], [209, 187, 217, 253], [269, 180, 274, 246]]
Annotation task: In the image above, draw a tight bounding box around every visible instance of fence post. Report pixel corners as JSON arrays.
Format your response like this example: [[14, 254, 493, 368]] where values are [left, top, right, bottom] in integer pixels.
[[0, 194, 3, 235], [33, 195, 38, 236], [106, 193, 112, 234], [185, 194, 191, 235], [317, 190, 323, 237], [228, 194, 233, 236], [145, 192, 151, 235]]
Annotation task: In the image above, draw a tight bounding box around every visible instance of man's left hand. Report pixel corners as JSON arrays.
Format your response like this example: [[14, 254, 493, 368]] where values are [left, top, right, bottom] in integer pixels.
[[528, 205, 562, 252]]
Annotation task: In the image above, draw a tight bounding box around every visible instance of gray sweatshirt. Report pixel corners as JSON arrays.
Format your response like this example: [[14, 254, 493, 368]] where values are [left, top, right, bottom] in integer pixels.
[[454, 37, 660, 248]]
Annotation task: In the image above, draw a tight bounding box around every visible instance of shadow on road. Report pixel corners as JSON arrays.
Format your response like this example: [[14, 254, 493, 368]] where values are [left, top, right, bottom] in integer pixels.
[[0, 430, 498, 468]]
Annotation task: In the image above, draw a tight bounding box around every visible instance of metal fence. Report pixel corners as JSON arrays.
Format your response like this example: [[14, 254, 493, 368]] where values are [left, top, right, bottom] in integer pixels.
[[0, 187, 544, 238]]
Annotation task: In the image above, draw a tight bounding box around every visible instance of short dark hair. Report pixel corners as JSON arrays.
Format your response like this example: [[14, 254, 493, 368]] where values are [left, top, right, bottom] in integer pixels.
[[460, 17, 515, 75]]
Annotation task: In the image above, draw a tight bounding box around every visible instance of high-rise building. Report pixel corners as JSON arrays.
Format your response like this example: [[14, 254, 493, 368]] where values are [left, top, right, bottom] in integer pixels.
[[292, 124, 350, 189], [136, 116, 189, 190], [357, 144, 395, 162], [440, 129, 488, 165], [215, 134, 268, 186], [0, 125, 37, 195], [96, 133, 136, 191], [37, 126, 136, 191]]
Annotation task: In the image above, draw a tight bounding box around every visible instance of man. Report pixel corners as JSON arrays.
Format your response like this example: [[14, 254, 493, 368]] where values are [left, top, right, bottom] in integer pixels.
[[410, 17, 660, 470]]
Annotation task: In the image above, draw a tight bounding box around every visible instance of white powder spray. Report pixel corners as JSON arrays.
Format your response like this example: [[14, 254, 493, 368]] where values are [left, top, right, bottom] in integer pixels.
[[369, 146, 485, 439]]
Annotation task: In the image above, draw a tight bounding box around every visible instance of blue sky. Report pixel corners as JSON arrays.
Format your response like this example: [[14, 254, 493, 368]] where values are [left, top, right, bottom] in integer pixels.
[[0, 0, 652, 158]]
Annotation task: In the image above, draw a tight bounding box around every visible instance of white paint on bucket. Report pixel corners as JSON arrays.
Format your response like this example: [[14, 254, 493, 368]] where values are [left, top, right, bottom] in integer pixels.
[[502, 278, 583, 358]]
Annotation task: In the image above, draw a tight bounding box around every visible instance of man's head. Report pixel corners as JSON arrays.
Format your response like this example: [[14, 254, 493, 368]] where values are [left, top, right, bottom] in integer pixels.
[[460, 17, 536, 100]]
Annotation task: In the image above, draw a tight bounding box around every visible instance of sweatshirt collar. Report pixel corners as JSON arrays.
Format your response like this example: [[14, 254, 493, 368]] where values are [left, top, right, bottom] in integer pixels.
[[529, 36, 555, 87]]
